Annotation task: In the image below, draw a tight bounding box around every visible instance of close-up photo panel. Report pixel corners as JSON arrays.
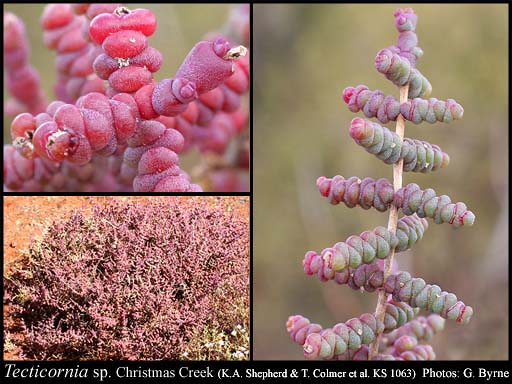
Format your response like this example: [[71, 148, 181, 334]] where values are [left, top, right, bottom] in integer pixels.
[[254, 4, 508, 362], [3, 3, 249, 193]]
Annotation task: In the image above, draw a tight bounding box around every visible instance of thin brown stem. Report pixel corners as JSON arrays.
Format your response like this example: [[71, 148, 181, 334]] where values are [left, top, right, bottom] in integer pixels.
[[368, 83, 409, 359]]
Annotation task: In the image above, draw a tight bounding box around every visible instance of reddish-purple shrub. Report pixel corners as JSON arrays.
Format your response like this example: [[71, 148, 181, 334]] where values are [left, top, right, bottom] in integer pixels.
[[4, 198, 249, 360]]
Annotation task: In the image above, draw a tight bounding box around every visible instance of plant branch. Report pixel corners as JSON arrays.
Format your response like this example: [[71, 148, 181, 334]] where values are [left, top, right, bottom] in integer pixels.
[[369, 83, 409, 359]]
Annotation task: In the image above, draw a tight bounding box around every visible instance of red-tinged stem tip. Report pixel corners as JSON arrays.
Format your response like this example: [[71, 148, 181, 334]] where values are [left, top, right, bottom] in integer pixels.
[[349, 117, 368, 140], [316, 176, 330, 197], [342, 87, 354, 104]]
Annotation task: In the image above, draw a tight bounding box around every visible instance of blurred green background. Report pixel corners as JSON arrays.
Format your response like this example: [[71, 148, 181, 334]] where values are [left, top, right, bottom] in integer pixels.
[[254, 4, 508, 360], [3, 4, 234, 170]]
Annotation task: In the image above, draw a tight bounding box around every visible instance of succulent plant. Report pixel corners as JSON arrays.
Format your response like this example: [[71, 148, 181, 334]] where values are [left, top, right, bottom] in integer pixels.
[[4, 4, 250, 192], [287, 7, 475, 360], [4, 198, 249, 360]]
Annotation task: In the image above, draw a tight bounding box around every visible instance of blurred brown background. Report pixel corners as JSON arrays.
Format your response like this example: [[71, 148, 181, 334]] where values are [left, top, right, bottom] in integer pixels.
[[254, 4, 508, 360], [3, 4, 234, 170]]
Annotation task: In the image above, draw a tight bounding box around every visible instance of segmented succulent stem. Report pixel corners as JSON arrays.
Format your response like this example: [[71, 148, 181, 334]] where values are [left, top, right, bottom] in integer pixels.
[[394, 8, 418, 33], [342, 85, 400, 124], [349, 117, 450, 172], [374, 48, 431, 98], [334, 345, 371, 360], [333, 262, 385, 292], [304, 313, 385, 360], [391, 8, 423, 67], [289, 7, 474, 361], [335, 342, 436, 361], [376, 341, 436, 360], [384, 271, 473, 324], [394, 183, 475, 227], [382, 314, 445, 346], [287, 302, 417, 361], [316, 175, 394, 211], [342, 86, 464, 125], [303, 214, 428, 278], [383, 301, 419, 332], [400, 98, 464, 124], [317, 260, 472, 324], [286, 315, 322, 346], [4, 12, 48, 116], [317, 176, 475, 228], [394, 215, 430, 251]]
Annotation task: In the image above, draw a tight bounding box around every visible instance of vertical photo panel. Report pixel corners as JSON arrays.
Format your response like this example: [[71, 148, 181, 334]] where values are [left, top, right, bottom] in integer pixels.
[[253, 4, 508, 360]]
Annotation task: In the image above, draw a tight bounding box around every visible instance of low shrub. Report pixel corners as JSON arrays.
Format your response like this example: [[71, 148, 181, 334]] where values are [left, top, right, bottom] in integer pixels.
[[4, 198, 249, 360]]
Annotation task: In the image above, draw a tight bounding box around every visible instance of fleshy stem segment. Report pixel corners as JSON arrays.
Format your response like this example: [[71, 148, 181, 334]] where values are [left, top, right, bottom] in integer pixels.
[[369, 83, 409, 359]]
